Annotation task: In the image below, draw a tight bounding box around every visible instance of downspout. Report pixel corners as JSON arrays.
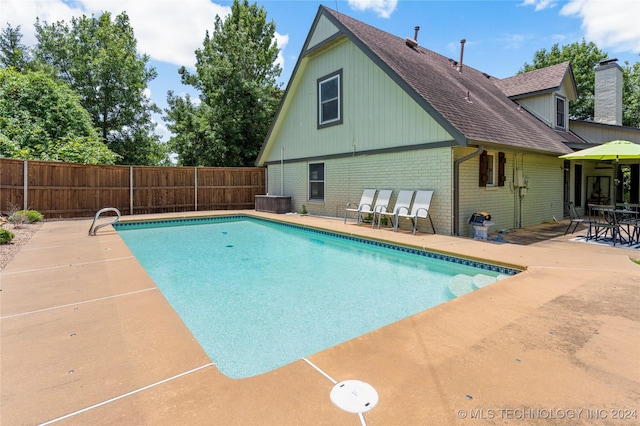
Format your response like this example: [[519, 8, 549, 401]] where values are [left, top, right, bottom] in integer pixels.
[[453, 145, 484, 236]]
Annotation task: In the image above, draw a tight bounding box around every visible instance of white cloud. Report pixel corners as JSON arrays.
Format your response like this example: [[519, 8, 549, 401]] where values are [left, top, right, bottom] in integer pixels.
[[274, 32, 289, 76], [520, 0, 558, 12], [560, 0, 640, 53], [98, 0, 231, 68], [499, 34, 527, 50], [2, 1, 288, 69], [153, 118, 171, 142], [348, 0, 398, 19], [3, 0, 77, 46]]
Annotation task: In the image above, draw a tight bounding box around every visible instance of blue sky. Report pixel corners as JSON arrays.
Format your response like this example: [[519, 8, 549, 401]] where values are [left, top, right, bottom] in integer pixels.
[[4, 0, 640, 142]]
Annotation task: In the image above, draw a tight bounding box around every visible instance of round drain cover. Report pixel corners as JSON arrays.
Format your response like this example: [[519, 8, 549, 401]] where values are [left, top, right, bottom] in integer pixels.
[[330, 380, 378, 414]]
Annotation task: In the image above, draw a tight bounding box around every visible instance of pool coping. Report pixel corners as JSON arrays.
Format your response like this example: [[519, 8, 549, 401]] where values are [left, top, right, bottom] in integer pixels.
[[114, 214, 524, 276], [2, 210, 639, 425]]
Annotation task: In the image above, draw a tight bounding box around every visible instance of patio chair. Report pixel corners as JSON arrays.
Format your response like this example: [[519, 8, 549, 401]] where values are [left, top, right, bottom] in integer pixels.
[[564, 201, 591, 235], [589, 204, 620, 246], [393, 190, 436, 235], [369, 189, 393, 228], [344, 189, 377, 225], [376, 190, 414, 229]]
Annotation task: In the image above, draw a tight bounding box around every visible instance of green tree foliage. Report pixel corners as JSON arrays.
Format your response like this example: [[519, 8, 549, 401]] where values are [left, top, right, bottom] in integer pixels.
[[521, 40, 640, 128], [33, 12, 165, 165], [166, 0, 283, 166], [0, 24, 31, 71], [165, 93, 216, 166], [0, 68, 118, 164], [622, 59, 640, 128]]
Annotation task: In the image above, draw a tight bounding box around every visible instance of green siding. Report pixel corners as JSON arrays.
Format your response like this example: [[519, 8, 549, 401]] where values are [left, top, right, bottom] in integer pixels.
[[268, 148, 453, 234], [456, 148, 565, 236], [262, 38, 452, 164], [307, 15, 339, 49]]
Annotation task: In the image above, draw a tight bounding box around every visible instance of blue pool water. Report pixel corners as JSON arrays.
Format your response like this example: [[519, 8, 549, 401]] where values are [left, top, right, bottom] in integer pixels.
[[115, 216, 519, 379]]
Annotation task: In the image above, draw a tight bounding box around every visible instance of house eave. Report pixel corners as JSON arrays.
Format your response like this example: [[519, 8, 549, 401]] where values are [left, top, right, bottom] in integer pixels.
[[262, 139, 459, 166]]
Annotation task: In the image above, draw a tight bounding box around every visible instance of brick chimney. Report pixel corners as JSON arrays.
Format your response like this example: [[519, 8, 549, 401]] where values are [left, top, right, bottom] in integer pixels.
[[594, 58, 623, 126]]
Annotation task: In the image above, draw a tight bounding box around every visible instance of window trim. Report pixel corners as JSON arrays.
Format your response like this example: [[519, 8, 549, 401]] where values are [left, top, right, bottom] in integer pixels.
[[308, 162, 325, 201], [555, 95, 566, 129], [317, 70, 343, 129]]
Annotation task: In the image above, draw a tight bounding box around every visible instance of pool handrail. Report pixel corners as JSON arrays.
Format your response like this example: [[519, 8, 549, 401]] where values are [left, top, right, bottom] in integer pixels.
[[88, 207, 121, 236]]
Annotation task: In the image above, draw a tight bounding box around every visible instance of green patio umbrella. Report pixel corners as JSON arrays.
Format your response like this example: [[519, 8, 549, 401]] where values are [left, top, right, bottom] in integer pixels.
[[560, 140, 640, 204], [559, 140, 640, 161]]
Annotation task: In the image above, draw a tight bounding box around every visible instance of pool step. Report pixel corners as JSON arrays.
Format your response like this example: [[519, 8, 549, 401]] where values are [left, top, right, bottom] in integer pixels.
[[449, 273, 508, 297], [472, 273, 498, 289], [448, 274, 476, 297]]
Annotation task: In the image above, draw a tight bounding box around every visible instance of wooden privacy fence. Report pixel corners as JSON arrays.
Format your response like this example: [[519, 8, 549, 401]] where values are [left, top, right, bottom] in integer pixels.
[[0, 159, 266, 218]]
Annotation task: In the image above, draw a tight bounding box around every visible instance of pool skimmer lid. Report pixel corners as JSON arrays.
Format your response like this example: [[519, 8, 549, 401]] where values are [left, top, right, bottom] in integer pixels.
[[330, 380, 378, 414]]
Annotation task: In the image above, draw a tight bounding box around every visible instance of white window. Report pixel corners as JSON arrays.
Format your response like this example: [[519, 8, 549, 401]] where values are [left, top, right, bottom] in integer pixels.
[[556, 96, 566, 129], [485, 153, 496, 186], [318, 70, 342, 128], [309, 163, 324, 200], [479, 150, 506, 187]]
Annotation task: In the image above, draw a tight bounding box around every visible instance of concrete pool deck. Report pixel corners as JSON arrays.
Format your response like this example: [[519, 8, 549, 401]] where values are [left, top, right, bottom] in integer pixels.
[[1, 211, 639, 425]]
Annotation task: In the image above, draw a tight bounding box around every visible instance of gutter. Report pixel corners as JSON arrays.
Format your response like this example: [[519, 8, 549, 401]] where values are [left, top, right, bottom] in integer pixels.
[[453, 145, 484, 236]]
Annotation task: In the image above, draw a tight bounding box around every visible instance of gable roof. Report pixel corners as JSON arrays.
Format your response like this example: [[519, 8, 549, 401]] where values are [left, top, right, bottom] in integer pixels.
[[318, 7, 574, 155], [493, 61, 577, 99], [257, 6, 575, 165]]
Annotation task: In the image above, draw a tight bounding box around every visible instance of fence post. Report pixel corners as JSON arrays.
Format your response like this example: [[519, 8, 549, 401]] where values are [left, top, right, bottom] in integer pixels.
[[22, 160, 29, 210], [194, 167, 198, 211], [129, 166, 133, 215], [23, 160, 29, 210]]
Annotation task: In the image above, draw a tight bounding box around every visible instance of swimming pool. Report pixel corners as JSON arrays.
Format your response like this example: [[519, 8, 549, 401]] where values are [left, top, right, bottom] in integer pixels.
[[115, 216, 520, 379]]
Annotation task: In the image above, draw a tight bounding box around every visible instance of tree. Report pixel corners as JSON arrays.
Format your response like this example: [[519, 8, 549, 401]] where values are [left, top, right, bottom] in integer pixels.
[[0, 68, 118, 164], [0, 24, 31, 71], [33, 12, 165, 165], [622, 59, 640, 128], [165, 92, 218, 166], [521, 40, 640, 128], [165, 0, 283, 166]]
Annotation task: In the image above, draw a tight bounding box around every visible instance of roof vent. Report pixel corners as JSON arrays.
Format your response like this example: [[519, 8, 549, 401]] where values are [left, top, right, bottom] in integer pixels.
[[457, 39, 466, 73], [405, 25, 420, 48]]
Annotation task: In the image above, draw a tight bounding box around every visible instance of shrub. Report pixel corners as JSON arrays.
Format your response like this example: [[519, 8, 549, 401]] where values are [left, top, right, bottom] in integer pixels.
[[10, 210, 43, 223], [0, 228, 15, 244]]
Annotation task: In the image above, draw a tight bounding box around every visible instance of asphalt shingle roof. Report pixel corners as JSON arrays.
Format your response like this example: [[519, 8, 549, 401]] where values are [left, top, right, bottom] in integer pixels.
[[493, 62, 572, 98], [322, 7, 574, 155]]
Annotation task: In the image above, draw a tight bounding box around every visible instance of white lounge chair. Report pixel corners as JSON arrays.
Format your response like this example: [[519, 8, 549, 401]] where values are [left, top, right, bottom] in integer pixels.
[[369, 189, 393, 228], [394, 190, 436, 235], [376, 190, 414, 229], [344, 189, 377, 225]]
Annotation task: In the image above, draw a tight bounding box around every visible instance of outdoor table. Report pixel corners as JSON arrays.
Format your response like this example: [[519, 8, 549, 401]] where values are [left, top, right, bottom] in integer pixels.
[[616, 209, 640, 245], [589, 205, 639, 245], [588, 205, 620, 245], [615, 202, 639, 211]]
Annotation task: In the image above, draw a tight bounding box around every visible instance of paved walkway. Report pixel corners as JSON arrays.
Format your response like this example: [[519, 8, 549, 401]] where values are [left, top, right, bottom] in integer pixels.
[[1, 211, 639, 425]]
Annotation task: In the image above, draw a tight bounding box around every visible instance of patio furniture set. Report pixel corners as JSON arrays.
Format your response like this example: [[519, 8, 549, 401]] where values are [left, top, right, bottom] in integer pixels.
[[344, 189, 435, 235], [565, 201, 640, 246]]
